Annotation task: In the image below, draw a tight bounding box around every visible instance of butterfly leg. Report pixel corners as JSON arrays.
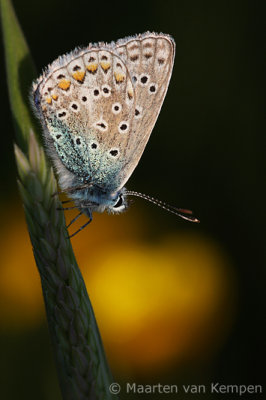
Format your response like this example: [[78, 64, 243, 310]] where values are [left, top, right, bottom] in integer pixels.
[[68, 211, 93, 239], [66, 211, 83, 228], [52, 190, 62, 197], [57, 206, 78, 211]]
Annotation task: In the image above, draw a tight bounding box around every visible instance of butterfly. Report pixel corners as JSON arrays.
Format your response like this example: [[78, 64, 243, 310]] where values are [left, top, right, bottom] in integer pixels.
[[32, 32, 198, 236]]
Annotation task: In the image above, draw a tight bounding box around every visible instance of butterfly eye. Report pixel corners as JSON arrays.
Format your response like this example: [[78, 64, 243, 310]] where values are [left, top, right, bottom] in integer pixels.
[[112, 194, 126, 211], [108, 192, 127, 213], [114, 196, 123, 208]]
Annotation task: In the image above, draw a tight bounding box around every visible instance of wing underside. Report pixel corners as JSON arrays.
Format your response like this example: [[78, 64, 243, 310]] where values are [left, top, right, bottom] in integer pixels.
[[32, 32, 175, 192]]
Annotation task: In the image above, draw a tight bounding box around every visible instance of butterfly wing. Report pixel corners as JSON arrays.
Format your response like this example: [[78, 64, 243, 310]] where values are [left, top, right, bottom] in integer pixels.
[[114, 32, 175, 190], [33, 46, 136, 193], [32, 32, 175, 195]]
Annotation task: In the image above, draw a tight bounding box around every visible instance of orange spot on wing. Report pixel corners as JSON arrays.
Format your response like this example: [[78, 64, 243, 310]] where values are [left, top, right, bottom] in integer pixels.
[[87, 63, 98, 73], [52, 94, 58, 100], [114, 72, 126, 83], [58, 79, 71, 90], [72, 71, 85, 82], [100, 62, 111, 72], [127, 89, 133, 99], [45, 97, 52, 104]]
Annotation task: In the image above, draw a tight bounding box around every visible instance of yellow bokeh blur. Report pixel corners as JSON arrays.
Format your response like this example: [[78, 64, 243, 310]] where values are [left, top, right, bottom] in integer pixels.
[[84, 235, 235, 376], [0, 202, 236, 377]]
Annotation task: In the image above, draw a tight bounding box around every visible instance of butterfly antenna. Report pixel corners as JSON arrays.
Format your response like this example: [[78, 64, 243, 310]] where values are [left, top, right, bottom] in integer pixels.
[[125, 190, 200, 223]]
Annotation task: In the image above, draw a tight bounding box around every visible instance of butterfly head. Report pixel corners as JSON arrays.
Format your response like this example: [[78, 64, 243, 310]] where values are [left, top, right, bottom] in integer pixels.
[[100, 189, 128, 214], [108, 191, 128, 213], [70, 185, 128, 215]]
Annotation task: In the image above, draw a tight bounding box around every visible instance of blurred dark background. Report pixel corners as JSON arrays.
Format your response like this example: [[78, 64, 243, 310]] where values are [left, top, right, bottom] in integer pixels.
[[0, 0, 265, 399]]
